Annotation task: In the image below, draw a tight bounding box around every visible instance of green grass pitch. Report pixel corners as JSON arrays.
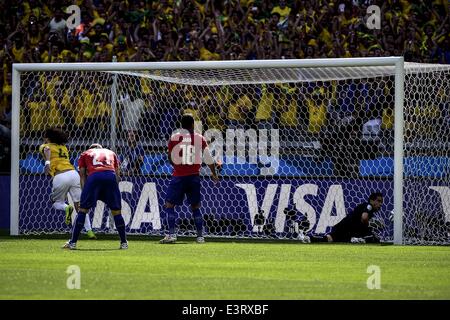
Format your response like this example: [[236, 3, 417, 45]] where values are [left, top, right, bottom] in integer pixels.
[[1, 237, 449, 299]]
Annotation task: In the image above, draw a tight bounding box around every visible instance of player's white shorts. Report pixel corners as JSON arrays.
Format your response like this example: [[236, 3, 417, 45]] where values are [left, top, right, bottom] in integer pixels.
[[51, 169, 81, 203]]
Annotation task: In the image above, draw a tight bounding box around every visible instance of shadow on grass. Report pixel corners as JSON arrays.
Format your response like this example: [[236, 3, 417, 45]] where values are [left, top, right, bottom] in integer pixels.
[[159, 242, 190, 245], [73, 248, 122, 252], [0, 229, 389, 246]]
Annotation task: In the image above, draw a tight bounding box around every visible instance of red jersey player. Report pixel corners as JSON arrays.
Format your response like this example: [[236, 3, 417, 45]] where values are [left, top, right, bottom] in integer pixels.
[[63, 144, 128, 250], [161, 114, 220, 244]]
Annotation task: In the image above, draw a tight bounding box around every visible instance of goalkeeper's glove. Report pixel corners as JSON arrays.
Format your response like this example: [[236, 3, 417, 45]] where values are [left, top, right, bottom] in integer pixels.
[[351, 237, 366, 244], [389, 210, 394, 222]]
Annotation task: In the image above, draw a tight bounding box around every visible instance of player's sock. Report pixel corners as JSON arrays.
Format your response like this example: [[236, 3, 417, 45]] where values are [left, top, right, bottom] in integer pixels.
[[113, 214, 127, 244], [192, 208, 203, 237], [84, 215, 92, 231], [166, 207, 176, 235], [53, 201, 67, 211], [70, 213, 86, 244], [310, 235, 329, 243]]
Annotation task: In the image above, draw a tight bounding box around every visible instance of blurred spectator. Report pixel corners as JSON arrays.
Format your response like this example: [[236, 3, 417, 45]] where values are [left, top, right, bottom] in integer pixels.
[[47, 7, 66, 41], [120, 130, 145, 176], [278, 86, 301, 140], [361, 110, 382, 159], [227, 85, 254, 129], [271, 0, 291, 21], [306, 83, 328, 135], [119, 83, 145, 137], [25, 83, 47, 137], [7, 26, 26, 63], [153, 82, 181, 140], [255, 84, 277, 129], [44, 41, 64, 62]]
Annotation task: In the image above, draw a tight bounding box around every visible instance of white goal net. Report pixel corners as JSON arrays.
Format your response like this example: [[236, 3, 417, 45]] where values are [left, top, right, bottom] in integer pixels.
[[11, 59, 450, 245]]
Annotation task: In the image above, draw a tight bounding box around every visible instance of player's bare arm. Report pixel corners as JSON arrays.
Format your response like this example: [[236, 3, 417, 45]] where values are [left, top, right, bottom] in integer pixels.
[[79, 167, 87, 190], [208, 163, 219, 183], [204, 146, 219, 183], [115, 167, 121, 184], [361, 212, 370, 225], [43, 146, 51, 175]]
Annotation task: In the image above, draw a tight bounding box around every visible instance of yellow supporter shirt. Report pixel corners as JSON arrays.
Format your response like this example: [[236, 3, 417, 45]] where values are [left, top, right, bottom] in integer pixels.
[[71, 98, 85, 127], [97, 101, 111, 117], [405, 104, 440, 136], [206, 113, 225, 131], [40, 74, 60, 98], [28, 101, 48, 132], [279, 98, 298, 127], [217, 87, 231, 105], [3, 84, 12, 96], [307, 99, 326, 134], [256, 86, 275, 121], [318, 28, 332, 47], [200, 47, 221, 61], [116, 51, 128, 62], [420, 104, 441, 135], [12, 45, 26, 62], [29, 33, 41, 47], [39, 143, 74, 176], [228, 94, 253, 122], [48, 98, 65, 127], [271, 6, 291, 20], [239, 0, 253, 10], [201, 94, 225, 131], [80, 89, 97, 119], [381, 108, 394, 130], [22, 2, 35, 20], [141, 77, 153, 95], [205, 88, 229, 131]]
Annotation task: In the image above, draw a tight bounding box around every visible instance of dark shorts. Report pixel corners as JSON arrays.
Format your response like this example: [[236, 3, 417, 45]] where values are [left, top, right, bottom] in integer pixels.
[[330, 219, 372, 242], [165, 175, 201, 206], [80, 171, 121, 211]]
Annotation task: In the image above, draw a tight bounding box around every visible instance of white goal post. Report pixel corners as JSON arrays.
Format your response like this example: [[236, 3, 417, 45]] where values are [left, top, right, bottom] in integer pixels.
[[10, 57, 450, 245]]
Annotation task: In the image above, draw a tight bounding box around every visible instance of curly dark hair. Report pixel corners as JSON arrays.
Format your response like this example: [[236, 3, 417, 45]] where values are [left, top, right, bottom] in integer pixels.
[[181, 114, 194, 130], [369, 192, 384, 201], [44, 127, 68, 145]]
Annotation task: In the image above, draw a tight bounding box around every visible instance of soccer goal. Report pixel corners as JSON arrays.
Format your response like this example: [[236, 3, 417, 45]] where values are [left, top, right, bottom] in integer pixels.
[[10, 58, 450, 245]]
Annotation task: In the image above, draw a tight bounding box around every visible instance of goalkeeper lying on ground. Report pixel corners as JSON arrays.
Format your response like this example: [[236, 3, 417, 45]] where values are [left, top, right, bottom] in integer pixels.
[[311, 192, 384, 244]]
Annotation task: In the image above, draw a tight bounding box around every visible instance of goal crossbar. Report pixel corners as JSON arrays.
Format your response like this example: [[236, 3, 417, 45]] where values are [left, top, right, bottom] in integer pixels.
[[13, 57, 403, 72]]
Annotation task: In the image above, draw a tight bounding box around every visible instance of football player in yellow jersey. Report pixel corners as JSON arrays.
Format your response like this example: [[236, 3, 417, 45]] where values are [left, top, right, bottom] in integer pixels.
[[39, 128, 96, 239]]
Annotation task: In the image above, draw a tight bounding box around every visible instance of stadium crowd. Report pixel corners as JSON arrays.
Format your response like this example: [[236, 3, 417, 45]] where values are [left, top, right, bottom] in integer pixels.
[[0, 0, 449, 173]]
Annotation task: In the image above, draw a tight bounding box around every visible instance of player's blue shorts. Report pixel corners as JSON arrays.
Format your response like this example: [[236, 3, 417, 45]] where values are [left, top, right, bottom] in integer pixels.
[[80, 171, 121, 211], [165, 174, 201, 206]]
